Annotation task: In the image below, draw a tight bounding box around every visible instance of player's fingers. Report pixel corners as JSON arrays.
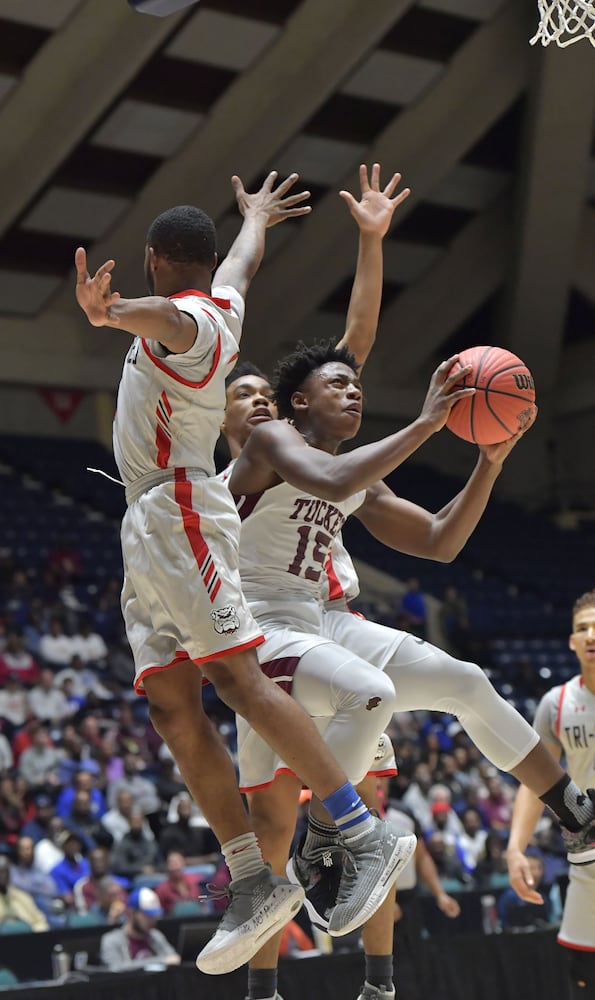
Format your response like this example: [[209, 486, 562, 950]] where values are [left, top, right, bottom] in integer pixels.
[[442, 363, 472, 388], [95, 260, 116, 281], [359, 163, 370, 193], [383, 172, 402, 197], [370, 162, 381, 191], [392, 186, 411, 207], [339, 190, 358, 211], [230, 175, 246, 197], [277, 206, 312, 218], [74, 247, 89, 281], [277, 189, 311, 207], [271, 171, 299, 196], [448, 386, 476, 403]]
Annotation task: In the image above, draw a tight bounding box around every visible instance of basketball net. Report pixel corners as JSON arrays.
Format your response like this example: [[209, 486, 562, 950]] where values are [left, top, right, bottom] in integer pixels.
[[530, 0, 595, 46]]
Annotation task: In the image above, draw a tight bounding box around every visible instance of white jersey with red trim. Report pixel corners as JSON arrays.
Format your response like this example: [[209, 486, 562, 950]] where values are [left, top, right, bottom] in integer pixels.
[[533, 673, 595, 950], [321, 531, 360, 605], [234, 479, 365, 603], [533, 674, 595, 795], [113, 286, 244, 487]]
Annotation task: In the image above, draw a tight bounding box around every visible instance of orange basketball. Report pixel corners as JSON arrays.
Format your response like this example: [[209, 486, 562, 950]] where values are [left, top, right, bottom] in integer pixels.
[[446, 346, 535, 445]]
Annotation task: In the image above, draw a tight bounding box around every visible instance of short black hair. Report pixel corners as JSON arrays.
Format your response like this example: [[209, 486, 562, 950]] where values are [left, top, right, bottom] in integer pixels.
[[273, 339, 359, 420], [225, 361, 269, 391], [146, 205, 216, 267]]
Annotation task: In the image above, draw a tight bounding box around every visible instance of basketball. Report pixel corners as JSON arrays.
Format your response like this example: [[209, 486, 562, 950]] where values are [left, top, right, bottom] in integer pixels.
[[128, 0, 200, 15], [446, 346, 535, 445]]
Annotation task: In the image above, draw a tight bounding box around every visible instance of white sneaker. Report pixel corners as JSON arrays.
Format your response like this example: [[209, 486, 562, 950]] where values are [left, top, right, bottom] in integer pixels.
[[357, 982, 396, 1000], [196, 868, 304, 975]]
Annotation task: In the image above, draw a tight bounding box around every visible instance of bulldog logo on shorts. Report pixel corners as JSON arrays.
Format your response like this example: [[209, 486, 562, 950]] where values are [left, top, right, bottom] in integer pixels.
[[211, 606, 240, 635]]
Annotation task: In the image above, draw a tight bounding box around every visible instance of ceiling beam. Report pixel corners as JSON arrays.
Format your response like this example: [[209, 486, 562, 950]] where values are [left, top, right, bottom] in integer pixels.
[[496, 44, 595, 392], [0, 1, 186, 238], [245, 0, 532, 374]]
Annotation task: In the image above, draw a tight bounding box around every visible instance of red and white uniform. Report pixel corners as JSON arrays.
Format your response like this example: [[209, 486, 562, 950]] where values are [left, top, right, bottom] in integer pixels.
[[116, 288, 264, 692], [533, 675, 595, 951]]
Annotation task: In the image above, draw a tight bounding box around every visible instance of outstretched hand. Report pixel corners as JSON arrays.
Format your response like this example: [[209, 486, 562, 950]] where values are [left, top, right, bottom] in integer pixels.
[[75, 247, 121, 327], [419, 355, 475, 433], [507, 848, 545, 905], [479, 406, 538, 464], [231, 171, 311, 228], [339, 163, 410, 238]]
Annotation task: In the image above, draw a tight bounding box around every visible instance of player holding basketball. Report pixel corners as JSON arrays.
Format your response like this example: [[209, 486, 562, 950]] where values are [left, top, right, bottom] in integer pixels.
[[227, 340, 595, 984], [507, 591, 595, 999], [73, 171, 417, 976]]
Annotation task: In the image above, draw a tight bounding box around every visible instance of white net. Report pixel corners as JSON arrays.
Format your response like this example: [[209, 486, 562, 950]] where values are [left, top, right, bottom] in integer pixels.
[[530, 0, 595, 46]]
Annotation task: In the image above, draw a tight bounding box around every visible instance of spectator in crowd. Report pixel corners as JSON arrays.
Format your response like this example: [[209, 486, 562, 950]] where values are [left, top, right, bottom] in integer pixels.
[[0, 729, 13, 772], [90, 876, 128, 926], [34, 816, 67, 874], [10, 835, 58, 917], [474, 831, 510, 887], [425, 831, 469, 885], [440, 584, 471, 658], [49, 830, 90, 907], [427, 800, 461, 844], [99, 887, 180, 971], [73, 846, 127, 914], [401, 761, 435, 831], [155, 850, 203, 915], [0, 631, 40, 686], [72, 619, 108, 668], [28, 668, 72, 725], [21, 792, 57, 844], [111, 809, 159, 880], [0, 676, 28, 739], [17, 725, 62, 788], [48, 537, 81, 587], [111, 703, 161, 765], [101, 789, 144, 844], [64, 789, 112, 853], [55, 727, 99, 786], [0, 854, 48, 931], [480, 773, 514, 831], [455, 806, 488, 875], [22, 605, 46, 657], [398, 577, 427, 638], [159, 794, 219, 863], [60, 676, 86, 717], [107, 752, 160, 819], [56, 768, 106, 822], [39, 618, 75, 669], [0, 775, 29, 847], [54, 654, 111, 702]]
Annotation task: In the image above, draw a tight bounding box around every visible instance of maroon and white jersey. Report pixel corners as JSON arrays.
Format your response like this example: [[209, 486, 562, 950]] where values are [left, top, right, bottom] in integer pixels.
[[113, 286, 244, 489], [235, 480, 365, 603]]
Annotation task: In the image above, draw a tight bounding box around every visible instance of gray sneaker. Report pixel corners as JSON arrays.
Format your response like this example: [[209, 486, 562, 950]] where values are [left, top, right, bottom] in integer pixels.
[[328, 817, 416, 937], [357, 983, 396, 1000], [196, 868, 304, 975], [286, 835, 344, 929], [562, 788, 595, 865]]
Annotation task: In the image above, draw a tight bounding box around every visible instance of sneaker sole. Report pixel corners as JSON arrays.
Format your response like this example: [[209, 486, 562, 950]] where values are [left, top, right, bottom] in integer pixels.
[[285, 856, 331, 931], [195, 884, 305, 975], [328, 832, 417, 937]]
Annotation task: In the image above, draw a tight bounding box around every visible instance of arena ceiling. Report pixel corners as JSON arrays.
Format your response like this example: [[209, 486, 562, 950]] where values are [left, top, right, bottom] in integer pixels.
[[0, 0, 594, 509]]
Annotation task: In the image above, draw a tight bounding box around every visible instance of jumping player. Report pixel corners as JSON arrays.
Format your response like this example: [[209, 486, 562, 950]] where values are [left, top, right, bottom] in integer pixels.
[[507, 591, 595, 999], [74, 172, 416, 975]]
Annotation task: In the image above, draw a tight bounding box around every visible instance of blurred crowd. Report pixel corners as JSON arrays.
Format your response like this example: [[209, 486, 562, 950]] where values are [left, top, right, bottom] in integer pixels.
[[0, 544, 565, 939]]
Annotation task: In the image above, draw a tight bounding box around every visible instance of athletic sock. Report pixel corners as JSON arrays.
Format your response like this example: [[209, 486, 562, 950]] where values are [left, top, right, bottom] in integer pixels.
[[303, 814, 340, 857], [540, 774, 595, 831], [222, 832, 266, 882], [365, 954, 394, 992], [247, 967, 278, 1000], [322, 783, 375, 843]]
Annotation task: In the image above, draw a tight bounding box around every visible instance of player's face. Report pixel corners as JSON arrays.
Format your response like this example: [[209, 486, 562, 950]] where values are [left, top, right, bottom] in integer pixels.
[[297, 362, 363, 441], [222, 375, 277, 447], [569, 605, 595, 681]]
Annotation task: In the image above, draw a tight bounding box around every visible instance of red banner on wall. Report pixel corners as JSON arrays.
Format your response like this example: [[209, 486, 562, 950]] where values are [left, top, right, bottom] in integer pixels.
[[38, 388, 85, 424]]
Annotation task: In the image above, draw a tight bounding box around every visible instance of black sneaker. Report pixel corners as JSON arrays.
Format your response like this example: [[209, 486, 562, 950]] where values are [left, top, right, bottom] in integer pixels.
[[286, 836, 344, 930]]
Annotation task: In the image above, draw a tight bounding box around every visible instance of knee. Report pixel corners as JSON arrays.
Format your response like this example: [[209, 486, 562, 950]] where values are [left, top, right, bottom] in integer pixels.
[[203, 656, 266, 715], [148, 690, 203, 745], [359, 669, 398, 717], [440, 657, 489, 706]]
